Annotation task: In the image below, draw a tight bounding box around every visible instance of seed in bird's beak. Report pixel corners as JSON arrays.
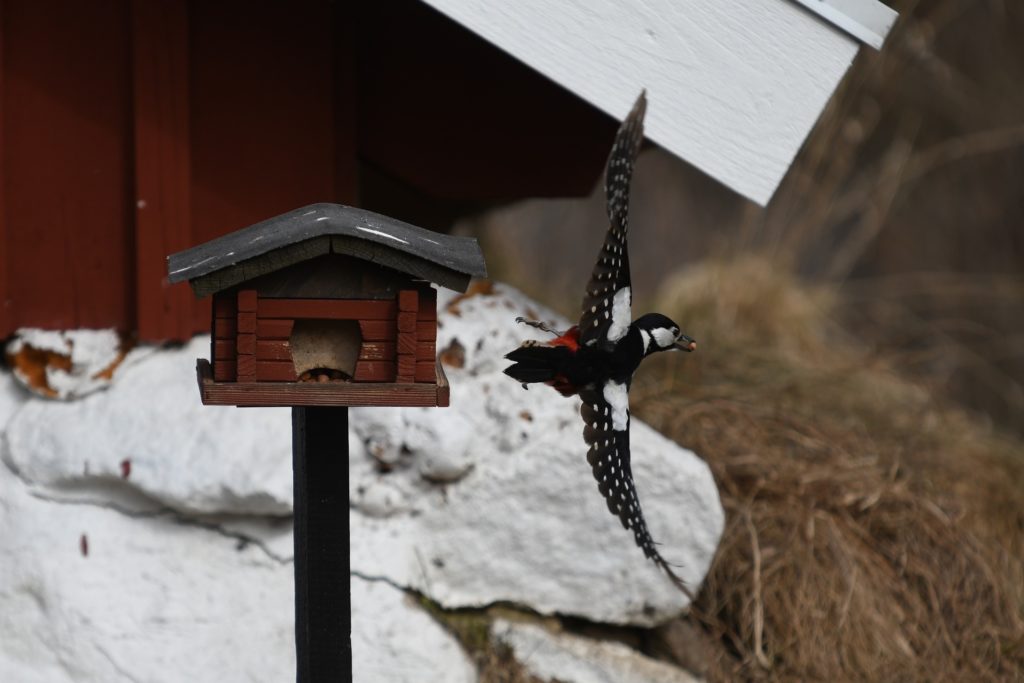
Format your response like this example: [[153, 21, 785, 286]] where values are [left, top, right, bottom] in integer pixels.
[[673, 335, 697, 352]]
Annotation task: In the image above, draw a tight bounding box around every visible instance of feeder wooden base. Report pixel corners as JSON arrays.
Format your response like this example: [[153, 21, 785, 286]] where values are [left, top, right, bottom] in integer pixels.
[[196, 359, 449, 407]]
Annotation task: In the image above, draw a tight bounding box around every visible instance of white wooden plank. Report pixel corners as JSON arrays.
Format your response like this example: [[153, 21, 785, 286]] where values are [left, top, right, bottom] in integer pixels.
[[420, 0, 861, 205], [792, 0, 897, 49]]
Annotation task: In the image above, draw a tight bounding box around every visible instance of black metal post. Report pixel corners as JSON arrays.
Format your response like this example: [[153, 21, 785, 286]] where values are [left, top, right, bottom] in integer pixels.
[[292, 406, 351, 683]]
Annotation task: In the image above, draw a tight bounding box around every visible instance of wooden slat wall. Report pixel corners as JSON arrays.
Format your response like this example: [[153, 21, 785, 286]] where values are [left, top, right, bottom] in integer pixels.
[[258, 299, 396, 321], [132, 0, 193, 341], [355, 320, 398, 381], [415, 288, 438, 382], [208, 296, 437, 386], [209, 287, 442, 386], [0, 0, 607, 341], [236, 289, 258, 381], [255, 295, 409, 383], [333, 3, 358, 207], [355, 0, 613, 203], [254, 293, 445, 384], [359, 342, 395, 361], [212, 293, 238, 381], [188, 0, 335, 336], [1, 0, 134, 331], [396, 290, 418, 383], [0, 0, 7, 334], [0, 0, 347, 341], [254, 310, 294, 383]]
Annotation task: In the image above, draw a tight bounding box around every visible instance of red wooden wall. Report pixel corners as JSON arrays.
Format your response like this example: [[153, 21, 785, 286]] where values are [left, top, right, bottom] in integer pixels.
[[0, 0, 615, 342], [2, 0, 133, 332]]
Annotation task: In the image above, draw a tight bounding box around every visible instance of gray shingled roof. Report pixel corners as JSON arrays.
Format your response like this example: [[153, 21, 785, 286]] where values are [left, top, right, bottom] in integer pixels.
[[166, 203, 487, 289]]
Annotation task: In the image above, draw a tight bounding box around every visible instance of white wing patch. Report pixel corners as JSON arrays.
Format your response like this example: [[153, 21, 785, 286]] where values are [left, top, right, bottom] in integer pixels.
[[602, 380, 630, 432], [606, 287, 632, 342]]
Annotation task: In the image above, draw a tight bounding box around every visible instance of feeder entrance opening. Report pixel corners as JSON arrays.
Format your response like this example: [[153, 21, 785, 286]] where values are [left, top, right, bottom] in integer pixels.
[[290, 319, 361, 381]]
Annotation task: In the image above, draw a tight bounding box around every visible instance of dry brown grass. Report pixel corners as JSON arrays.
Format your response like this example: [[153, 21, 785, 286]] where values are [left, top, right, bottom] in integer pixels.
[[454, 3, 1024, 678], [629, 257, 1024, 682], [720, 0, 1024, 434]]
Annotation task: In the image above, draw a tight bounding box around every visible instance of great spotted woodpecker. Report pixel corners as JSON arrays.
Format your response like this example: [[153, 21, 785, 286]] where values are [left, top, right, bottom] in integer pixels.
[[504, 91, 697, 594]]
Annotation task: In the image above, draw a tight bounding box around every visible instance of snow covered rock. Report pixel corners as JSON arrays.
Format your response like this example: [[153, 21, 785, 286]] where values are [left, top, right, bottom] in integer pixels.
[[491, 619, 700, 683], [4, 328, 128, 400], [0, 461, 473, 682], [349, 283, 724, 626], [353, 577, 476, 683], [3, 337, 294, 516], [0, 461, 296, 683], [0, 278, 723, 681], [0, 371, 24, 431]]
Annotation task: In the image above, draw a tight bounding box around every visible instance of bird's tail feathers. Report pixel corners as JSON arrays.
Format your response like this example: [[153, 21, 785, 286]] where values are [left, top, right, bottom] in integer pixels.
[[503, 344, 573, 384]]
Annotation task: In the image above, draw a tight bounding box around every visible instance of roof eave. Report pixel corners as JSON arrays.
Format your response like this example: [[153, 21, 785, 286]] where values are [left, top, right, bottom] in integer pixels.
[[186, 235, 473, 298]]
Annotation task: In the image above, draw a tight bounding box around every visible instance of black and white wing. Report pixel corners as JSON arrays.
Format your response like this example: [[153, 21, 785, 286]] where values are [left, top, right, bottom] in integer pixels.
[[578, 91, 646, 351], [579, 383, 691, 595]]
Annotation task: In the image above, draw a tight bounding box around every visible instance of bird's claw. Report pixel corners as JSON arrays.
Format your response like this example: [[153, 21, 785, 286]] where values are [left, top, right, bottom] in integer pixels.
[[515, 317, 560, 336]]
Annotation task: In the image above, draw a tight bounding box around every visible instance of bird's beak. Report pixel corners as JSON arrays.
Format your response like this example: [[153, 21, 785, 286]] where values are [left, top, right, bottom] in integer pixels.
[[673, 333, 697, 352]]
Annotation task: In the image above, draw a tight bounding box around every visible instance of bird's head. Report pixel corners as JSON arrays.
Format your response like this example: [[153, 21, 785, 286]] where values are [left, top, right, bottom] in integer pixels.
[[634, 313, 697, 356]]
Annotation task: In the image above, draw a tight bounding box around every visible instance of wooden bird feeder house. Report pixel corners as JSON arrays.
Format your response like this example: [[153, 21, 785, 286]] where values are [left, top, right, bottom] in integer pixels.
[[167, 203, 485, 682], [167, 203, 486, 409]]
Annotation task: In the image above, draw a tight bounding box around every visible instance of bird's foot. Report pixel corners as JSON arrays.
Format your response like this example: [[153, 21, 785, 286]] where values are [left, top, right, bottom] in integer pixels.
[[515, 316, 561, 336]]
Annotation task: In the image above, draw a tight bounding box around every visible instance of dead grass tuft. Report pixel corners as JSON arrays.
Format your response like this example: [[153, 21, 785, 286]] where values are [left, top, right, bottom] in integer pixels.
[[631, 258, 1024, 682], [654, 256, 837, 360]]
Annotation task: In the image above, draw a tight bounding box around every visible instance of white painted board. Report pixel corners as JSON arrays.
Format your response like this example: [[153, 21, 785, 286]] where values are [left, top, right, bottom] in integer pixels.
[[792, 0, 897, 50], [419, 0, 862, 205]]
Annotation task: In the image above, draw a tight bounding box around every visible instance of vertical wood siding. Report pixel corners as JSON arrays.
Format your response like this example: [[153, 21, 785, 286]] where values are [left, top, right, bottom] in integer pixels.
[[1, 0, 134, 331], [188, 0, 335, 336], [0, 0, 344, 342], [0, 0, 7, 335], [0, 0, 610, 341], [132, 0, 194, 341]]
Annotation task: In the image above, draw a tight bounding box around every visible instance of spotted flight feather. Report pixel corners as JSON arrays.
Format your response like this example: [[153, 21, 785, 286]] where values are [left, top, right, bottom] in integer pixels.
[[578, 91, 646, 350], [579, 385, 692, 597]]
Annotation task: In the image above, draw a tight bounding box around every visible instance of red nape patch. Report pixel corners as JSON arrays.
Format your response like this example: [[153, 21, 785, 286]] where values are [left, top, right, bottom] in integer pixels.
[[549, 326, 580, 352]]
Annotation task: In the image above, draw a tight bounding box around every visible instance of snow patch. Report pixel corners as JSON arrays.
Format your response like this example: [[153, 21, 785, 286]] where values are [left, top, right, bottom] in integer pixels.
[[353, 578, 475, 682], [0, 462, 296, 683], [5, 329, 130, 400], [492, 619, 700, 683], [0, 372, 26, 433], [4, 337, 293, 515], [0, 462, 473, 681]]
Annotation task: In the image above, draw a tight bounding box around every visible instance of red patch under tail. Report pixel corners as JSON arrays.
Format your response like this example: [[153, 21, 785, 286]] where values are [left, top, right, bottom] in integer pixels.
[[549, 325, 580, 352]]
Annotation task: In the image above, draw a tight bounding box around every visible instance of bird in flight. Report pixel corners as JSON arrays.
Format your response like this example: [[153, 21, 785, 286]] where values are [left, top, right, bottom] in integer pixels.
[[504, 91, 697, 594]]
